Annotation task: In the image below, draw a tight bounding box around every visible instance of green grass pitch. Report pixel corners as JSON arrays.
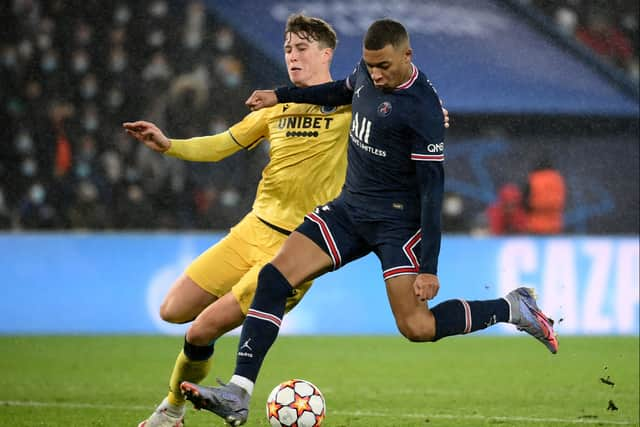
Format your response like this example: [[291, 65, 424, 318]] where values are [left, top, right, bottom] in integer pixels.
[[0, 335, 638, 426]]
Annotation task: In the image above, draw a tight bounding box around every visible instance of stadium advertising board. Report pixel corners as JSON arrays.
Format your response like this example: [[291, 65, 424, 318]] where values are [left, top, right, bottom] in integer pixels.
[[0, 234, 637, 335]]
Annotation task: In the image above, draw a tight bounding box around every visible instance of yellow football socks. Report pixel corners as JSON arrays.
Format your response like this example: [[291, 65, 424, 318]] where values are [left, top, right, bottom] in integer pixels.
[[167, 350, 212, 406]]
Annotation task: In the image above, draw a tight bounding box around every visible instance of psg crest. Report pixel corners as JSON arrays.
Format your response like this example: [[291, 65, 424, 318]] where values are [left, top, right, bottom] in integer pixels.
[[377, 101, 392, 117]]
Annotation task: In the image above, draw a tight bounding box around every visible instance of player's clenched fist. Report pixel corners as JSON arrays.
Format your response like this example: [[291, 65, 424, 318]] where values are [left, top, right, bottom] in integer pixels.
[[413, 273, 440, 302], [245, 90, 278, 111], [122, 120, 171, 152]]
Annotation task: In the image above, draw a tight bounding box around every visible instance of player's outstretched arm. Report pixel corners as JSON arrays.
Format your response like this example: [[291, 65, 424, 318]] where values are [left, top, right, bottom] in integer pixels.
[[123, 121, 171, 152], [276, 80, 352, 106], [123, 121, 242, 162]]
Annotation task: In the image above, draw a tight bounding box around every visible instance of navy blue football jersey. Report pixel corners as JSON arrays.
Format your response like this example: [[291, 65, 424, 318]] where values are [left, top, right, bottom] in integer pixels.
[[275, 59, 445, 273], [342, 59, 444, 222]]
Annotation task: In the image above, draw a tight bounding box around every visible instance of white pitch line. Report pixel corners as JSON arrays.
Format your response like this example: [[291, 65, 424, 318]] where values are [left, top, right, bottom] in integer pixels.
[[0, 400, 150, 411], [332, 410, 638, 425], [1, 400, 637, 426]]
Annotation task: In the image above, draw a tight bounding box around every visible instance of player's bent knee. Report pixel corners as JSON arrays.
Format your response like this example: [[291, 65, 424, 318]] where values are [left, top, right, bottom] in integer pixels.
[[185, 322, 216, 347], [159, 300, 178, 323], [159, 299, 193, 324]]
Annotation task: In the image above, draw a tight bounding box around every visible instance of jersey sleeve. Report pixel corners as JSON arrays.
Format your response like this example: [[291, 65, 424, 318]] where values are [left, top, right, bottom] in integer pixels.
[[415, 161, 444, 274], [410, 99, 445, 163], [411, 94, 446, 274], [274, 60, 362, 106], [228, 108, 270, 150], [166, 132, 242, 162], [275, 79, 353, 106]]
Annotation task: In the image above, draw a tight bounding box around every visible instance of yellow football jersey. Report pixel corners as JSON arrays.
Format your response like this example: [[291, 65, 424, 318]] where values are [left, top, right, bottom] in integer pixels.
[[229, 103, 351, 231]]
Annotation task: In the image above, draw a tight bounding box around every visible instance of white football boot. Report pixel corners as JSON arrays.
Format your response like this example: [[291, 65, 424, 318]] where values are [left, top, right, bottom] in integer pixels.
[[138, 397, 185, 427]]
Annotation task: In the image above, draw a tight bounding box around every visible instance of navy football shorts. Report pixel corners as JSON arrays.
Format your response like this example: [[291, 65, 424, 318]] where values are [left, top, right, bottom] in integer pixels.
[[295, 197, 422, 280]]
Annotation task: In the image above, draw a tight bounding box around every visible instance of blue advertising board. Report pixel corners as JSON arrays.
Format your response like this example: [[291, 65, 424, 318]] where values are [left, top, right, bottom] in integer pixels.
[[0, 233, 637, 335]]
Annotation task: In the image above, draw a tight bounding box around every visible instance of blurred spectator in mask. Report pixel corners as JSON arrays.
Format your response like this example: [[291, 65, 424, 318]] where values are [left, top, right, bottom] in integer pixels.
[[14, 128, 35, 157], [18, 182, 57, 228], [104, 85, 126, 116], [17, 38, 35, 66], [18, 156, 39, 197], [79, 73, 99, 103], [149, 0, 169, 20], [183, 1, 206, 50], [40, 48, 63, 92], [486, 183, 528, 235], [68, 180, 107, 229], [1, 44, 19, 79], [214, 27, 235, 53], [113, 4, 131, 27], [216, 55, 243, 88], [108, 44, 128, 75], [142, 52, 172, 85], [70, 48, 91, 76], [76, 134, 98, 176], [523, 156, 566, 234], [81, 103, 100, 134]]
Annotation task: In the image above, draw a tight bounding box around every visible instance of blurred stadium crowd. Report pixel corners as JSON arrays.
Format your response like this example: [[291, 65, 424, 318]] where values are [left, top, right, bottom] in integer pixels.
[[1, 0, 638, 231], [1, 0, 267, 230], [529, 0, 638, 80]]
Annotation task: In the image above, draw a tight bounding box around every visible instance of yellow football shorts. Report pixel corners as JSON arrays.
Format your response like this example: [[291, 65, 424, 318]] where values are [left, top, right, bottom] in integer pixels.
[[185, 212, 312, 315]]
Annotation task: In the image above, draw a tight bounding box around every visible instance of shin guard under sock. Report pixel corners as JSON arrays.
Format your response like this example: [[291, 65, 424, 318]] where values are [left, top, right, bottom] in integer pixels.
[[233, 263, 294, 383], [167, 339, 214, 405], [431, 298, 509, 340]]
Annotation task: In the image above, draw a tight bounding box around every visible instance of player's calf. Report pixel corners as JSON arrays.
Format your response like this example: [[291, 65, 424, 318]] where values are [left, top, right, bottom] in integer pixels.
[[396, 317, 436, 342]]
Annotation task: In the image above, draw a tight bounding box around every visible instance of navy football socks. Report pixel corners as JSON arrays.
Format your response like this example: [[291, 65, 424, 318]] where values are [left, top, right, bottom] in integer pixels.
[[234, 263, 295, 382], [431, 298, 509, 340]]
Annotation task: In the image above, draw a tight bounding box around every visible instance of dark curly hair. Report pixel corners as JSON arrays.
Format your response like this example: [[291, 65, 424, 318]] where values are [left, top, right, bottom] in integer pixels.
[[364, 18, 409, 50]]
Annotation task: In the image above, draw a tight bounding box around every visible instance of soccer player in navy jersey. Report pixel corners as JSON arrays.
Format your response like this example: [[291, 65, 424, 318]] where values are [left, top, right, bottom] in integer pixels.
[[180, 19, 558, 426]]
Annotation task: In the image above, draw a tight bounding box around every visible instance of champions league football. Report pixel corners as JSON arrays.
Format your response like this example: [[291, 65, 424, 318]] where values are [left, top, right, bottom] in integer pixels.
[[266, 379, 326, 427]]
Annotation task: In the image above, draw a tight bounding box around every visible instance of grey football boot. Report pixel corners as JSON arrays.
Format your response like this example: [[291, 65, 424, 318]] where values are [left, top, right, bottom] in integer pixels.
[[505, 287, 559, 354], [180, 380, 249, 426]]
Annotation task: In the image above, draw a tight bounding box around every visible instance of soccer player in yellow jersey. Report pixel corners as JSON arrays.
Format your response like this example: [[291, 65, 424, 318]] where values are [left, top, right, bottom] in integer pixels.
[[124, 15, 351, 427]]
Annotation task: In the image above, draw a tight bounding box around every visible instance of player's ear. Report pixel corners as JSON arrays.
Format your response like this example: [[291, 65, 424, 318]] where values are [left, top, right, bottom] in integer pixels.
[[404, 47, 412, 64], [323, 47, 334, 63]]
